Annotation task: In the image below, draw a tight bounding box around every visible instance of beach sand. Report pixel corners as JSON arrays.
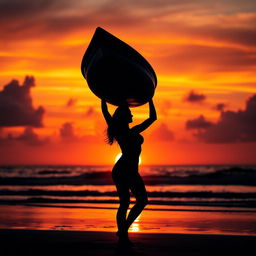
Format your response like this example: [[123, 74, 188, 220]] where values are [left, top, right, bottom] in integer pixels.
[[1, 203, 256, 255], [1, 229, 255, 256]]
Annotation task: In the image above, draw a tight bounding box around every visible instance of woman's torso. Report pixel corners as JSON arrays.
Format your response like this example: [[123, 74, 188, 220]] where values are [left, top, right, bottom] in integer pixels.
[[113, 129, 144, 173]]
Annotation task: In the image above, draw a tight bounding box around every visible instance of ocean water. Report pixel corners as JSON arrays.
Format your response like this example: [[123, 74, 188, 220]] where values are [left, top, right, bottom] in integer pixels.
[[1, 165, 256, 235], [1, 164, 256, 208]]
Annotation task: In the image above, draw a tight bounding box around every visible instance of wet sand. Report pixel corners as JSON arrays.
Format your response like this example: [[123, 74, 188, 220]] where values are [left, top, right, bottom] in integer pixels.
[[1, 204, 256, 235], [1, 229, 255, 256]]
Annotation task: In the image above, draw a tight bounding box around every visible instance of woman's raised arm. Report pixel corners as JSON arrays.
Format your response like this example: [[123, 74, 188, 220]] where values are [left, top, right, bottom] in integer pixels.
[[131, 99, 157, 133], [101, 99, 112, 125]]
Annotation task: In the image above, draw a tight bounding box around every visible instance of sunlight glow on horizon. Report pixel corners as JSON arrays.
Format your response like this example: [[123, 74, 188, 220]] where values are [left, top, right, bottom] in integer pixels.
[[115, 153, 142, 165]]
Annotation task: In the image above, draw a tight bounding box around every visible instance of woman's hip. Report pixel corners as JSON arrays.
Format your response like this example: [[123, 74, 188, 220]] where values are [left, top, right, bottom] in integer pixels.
[[112, 168, 141, 185]]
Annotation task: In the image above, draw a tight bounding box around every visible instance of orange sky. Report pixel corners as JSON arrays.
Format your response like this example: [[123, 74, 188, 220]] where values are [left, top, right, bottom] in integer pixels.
[[0, 0, 256, 165]]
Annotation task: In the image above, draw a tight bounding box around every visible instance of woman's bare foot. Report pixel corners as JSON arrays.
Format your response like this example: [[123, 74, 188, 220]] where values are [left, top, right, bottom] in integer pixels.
[[116, 230, 134, 247]]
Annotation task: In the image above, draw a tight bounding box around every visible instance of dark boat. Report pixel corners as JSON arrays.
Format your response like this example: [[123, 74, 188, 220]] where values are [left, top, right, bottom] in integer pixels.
[[81, 27, 157, 107]]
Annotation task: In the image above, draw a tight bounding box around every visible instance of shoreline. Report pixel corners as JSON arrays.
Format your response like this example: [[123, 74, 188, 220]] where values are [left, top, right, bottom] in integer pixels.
[[1, 201, 256, 211], [1, 229, 256, 256], [1, 203, 256, 236]]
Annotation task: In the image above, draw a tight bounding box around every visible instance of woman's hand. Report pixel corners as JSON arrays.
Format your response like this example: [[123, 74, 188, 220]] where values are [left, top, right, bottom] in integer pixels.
[[149, 98, 157, 121], [130, 98, 157, 133], [101, 99, 108, 110]]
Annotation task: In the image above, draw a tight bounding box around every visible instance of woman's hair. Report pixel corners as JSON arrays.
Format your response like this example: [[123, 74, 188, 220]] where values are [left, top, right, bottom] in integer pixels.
[[106, 105, 130, 145]]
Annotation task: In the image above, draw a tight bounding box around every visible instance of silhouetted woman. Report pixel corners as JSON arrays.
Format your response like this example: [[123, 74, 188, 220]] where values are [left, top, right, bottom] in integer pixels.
[[101, 98, 157, 245]]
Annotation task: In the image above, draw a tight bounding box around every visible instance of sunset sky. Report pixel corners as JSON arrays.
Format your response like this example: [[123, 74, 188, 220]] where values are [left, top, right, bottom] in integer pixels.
[[0, 0, 256, 165]]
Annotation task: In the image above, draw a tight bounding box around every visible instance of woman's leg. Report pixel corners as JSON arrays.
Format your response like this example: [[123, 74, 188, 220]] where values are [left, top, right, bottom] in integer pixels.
[[116, 189, 130, 236], [113, 172, 130, 237], [112, 165, 130, 237], [126, 173, 148, 230]]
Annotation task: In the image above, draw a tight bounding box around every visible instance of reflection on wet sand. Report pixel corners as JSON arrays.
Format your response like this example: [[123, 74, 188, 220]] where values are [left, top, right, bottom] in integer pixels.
[[1, 204, 256, 235], [130, 215, 140, 232]]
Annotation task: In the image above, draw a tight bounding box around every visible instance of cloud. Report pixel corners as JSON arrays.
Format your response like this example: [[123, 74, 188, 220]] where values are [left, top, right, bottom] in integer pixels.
[[189, 19, 256, 48], [66, 98, 77, 107], [187, 94, 256, 143], [0, 127, 49, 146], [153, 42, 256, 76], [0, 76, 45, 127], [16, 127, 49, 146], [185, 90, 206, 103], [0, 0, 146, 41], [83, 106, 100, 118], [213, 103, 227, 112], [58, 121, 103, 144], [186, 115, 213, 130], [59, 122, 77, 141], [150, 123, 175, 141], [1, 0, 255, 51], [1, 0, 256, 83], [85, 107, 96, 117]]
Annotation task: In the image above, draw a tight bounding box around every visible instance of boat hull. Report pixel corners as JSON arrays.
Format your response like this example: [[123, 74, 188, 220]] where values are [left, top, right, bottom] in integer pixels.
[[81, 27, 157, 107]]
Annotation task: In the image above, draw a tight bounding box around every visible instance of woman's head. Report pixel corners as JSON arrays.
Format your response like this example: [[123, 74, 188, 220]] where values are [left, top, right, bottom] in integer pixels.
[[106, 104, 133, 144], [112, 104, 133, 124]]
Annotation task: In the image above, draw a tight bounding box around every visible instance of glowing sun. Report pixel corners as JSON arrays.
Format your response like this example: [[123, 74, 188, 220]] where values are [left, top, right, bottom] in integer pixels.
[[115, 153, 142, 165]]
